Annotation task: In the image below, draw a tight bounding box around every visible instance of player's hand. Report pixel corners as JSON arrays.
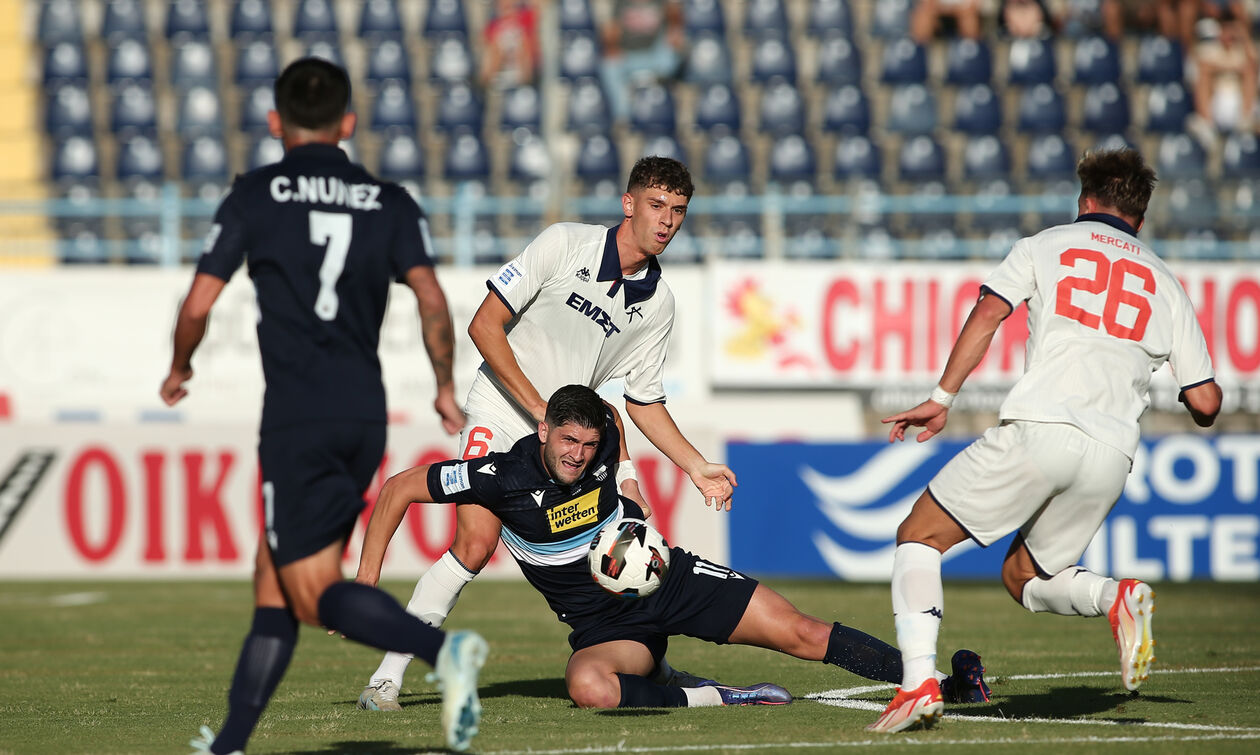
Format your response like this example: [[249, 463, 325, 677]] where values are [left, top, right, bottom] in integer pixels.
[[882, 400, 949, 443], [690, 463, 737, 512], [433, 391, 466, 435], [159, 367, 192, 406]]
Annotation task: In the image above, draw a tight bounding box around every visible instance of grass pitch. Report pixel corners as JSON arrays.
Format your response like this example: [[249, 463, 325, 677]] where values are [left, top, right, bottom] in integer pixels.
[[1, 579, 1258, 754]]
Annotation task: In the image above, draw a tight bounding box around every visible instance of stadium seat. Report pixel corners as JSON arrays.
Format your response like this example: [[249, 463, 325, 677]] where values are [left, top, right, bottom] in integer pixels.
[[238, 83, 272, 132], [377, 132, 426, 181], [1222, 132, 1260, 180], [560, 31, 601, 81], [293, 0, 339, 40], [110, 83, 159, 135], [42, 41, 89, 87], [1090, 132, 1134, 152], [425, 0, 468, 37], [808, 0, 853, 36], [370, 80, 418, 133], [815, 31, 862, 85], [685, 0, 725, 34], [902, 181, 952, 237], [880, 38, 927, 84], [435, 82, 483, 133], [566, 77, 611, 133], [1160, 180, 1217, 234], [897, 135, 946, 182], [744, 0, 789, 36], [235, 39, 280, 85], [246, 134, 284, 170], [750, 34, 797, 84], [182, 135, 229, 184], [51, 135, 100, 183], [45, 82, 93, 136], [1136, 35, 1183, 84], [1156, 133, 1207, 181], [694, 83, 741, 133], [628, 81, 676, 134], [305, 38, 344, 66], [106, 38, 154, 87], [166, 0, 211, 39], [1007, 37, 1056, 86], [117, 134, 165, 183], [820, 84, 869, 134], [576, 132, 620, 188], [560, 0, 597, 32], [833, 134, 882, 181], [230, 0, 273, 40], [359, 0, 404, 39], [886, 84, 937, 135], [508, 129, 550, 185], [101, 0, 148, 41], [37, 0, 81, 43], [170, 39, 218, 88], [767, 134, 817, 192], [177, 85, 223, 135], [430, 33, 475, 82], [953, 83, 1001, 134], [1072, 36, 1120, 84], [684, 31, 733, 85], [501, 85, 542, 132], [870, 0, 911, 39], [1080, 82, 1129, 134], [641, 133, 687, 163], [968, 178, 1022, 234], [1145, 82, 1191, 133], [704, 133, 752, 186], [1016, 83, 1066, 133], [945, 38, 992, 85], [444, 131, 490, 184], [365, 38, 412, 86], [962, 135, 1011, 181], [1025, 133, 1075, 183], [758, 79, 805, 134]]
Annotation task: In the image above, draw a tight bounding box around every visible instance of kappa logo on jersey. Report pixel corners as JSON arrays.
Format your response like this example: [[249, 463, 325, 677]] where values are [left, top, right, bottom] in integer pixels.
[[546, 489, 601, 533], [477, 463, 496, 476], [495, 261, 526, 292], [626, 305, 643, 323], [565, 292, 622, 339], [531, 490, 545, 506], [593, 464, 607, 481], [576, 267, 591, 282], [440, 462, 471, 495]]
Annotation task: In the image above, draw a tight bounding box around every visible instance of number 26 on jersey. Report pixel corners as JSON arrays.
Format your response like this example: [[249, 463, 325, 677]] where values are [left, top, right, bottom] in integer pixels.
[[1055, 248, 1156, 342]]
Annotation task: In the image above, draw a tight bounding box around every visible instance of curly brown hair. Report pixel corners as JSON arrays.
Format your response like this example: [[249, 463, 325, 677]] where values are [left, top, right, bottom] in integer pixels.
[[1076, 148, 1157, 222], [626, 156, 694, 198]]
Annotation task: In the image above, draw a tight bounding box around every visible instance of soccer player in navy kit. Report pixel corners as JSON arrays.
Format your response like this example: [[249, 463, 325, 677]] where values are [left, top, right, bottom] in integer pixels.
[[160, 59, 486, 753]]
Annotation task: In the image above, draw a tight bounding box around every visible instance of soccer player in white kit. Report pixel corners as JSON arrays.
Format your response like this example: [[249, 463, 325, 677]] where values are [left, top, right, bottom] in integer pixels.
[[868, 149, 1222, 733], [359, 157, 742, 710]]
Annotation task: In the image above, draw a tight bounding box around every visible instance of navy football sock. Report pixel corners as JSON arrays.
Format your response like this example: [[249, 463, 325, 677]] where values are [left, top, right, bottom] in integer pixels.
[[823, 621, 903, 684], [616, 673, 688, 708], [317, 581, 445, 667], [213, 607, 297, 755]]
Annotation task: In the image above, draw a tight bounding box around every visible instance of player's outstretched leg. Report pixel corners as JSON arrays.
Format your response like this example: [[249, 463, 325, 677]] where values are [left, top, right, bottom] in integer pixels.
[[698, 681, 793, 705], [429, 630, 489, 752], [1109, 579, 1156, 691]]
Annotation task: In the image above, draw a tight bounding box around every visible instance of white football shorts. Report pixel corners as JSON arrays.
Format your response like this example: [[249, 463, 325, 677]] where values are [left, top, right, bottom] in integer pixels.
[[928, 420, 1131, 575], [457, 374, 539, 458]]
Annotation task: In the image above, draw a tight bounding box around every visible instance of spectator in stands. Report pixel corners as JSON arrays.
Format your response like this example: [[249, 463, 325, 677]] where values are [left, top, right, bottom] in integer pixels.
[[599, 0, 685, 123], [479, 0, 539, 89], [1054, 0, 1180, 42], [911, 0, 985, 43], [1189, 11, 1257, 138], [1001, 0, 1053, 37]]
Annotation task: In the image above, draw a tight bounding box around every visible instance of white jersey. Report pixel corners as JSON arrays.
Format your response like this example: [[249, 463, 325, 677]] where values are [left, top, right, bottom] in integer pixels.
[[983, 215, 1215, 458], [466, 222, 676, 435]]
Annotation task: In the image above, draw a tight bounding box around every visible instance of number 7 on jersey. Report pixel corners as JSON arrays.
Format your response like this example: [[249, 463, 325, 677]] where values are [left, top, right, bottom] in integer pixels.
[[310, 210, 352, 321]]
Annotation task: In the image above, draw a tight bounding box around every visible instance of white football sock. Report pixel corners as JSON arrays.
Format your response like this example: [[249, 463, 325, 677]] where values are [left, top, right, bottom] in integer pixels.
[[367, 551, 477, 687], [681, 686, 723, 707], [1021, 566, 1115, 617], [891, 542, 944, 691]]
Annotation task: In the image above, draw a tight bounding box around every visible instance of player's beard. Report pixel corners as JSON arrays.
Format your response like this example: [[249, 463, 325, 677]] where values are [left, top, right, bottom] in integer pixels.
[[542, 445, 587, 485]]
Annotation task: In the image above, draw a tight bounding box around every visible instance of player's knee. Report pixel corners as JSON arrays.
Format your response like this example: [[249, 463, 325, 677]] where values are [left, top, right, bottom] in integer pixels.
[[450, 529, 499, 570], [1001, 567, 1029, 605], [567, 672, 619, 709]]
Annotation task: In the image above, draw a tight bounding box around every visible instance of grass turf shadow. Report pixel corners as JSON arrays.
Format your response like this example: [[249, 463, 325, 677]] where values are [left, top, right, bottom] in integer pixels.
[[949, 684, 1192, 722]]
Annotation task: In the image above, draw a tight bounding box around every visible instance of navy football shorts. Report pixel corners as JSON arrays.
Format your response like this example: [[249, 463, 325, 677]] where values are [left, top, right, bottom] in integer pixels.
[[258, 420, 385, 566], [566, 548, 760, 662]]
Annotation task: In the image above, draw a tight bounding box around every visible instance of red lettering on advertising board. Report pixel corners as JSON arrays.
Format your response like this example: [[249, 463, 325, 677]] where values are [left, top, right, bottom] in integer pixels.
[[65, 447, 125, 562], [142, 451, 164, 562], [873, 279, 914, 371], [822, 278, 860, 371], [404, 449, 465, 563], [1227, 280, 1260, 371], [182, 451, 238, 561], [635, 456, 686, 544]]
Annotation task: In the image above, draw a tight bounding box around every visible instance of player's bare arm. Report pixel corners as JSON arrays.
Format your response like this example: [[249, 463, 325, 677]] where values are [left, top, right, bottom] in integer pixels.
[[883, 291, 1012, 443], [160, 273, 227, 406], [1180, 381, 1223, 427], [607, 401, 652, 520], [624, 400, 737, 512], [356, 464, 437, 586], [468, 291, 549, 422], [405, 266, 465, 434]]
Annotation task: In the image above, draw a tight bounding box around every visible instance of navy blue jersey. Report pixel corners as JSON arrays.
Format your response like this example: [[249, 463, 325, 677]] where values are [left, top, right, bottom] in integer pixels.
[[426, 409, 645, 624], [196, 143, 434, 430]]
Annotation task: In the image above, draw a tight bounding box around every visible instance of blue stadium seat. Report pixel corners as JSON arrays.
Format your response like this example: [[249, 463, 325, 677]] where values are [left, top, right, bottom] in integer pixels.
[[182, 135, 229, 183], [1161, 179, 1217, 234], [1091, 132, 1134, 152], [1016, 84, 1066, 133], [832, 134, 882, 181], [1072, 36, 1120, 84], [758, 79, 805, 134], [110, 83, 158, 135], [235, 39, 280, 85], [1136, 35, 1183, 84], [45, 83, 93, 136], [560, 31, 601, 81], [820, 84, 869, 134], [51, 136, 99, 183], [870, 0, 911, 39], [305, 38, 344, 66], [808, 0, 853, 36], [501, 85, 542, 132], [684, 31, 733, 85], [365, 38, 412, 85], [641, 133, 687, 163], [102, 0, 148, 41], [238, 83, 273, 132], [230, 0, 273, 40], [886, 84, 937, 135], [815, 31, 862, 85], [694, 83, 741, 133], [953, 83, 1001, 134], [898, 135, 945, 182], [962, 135, 1011, 181], [750, 34, 797, 84], [42, 41, 89, 87], [1157, 133, 1207, 181], [1222, 132, 1260, 180], [1081, 82, 1129, 134], [106, 38, 153, 87], [1007, 37, 1057, 86], [370, 81, 418, 133], [117, 134, 165, 182], [378, 132, 426, 181], [177, 85, 223, 135], [435, 81, 483, 133], [744, 0, 789, 36], [704, 133, 752, 186], [684, 0, 724, 34], [560, 0, 596, 32], [38, 0, 81, 43], [246, 134, 284, 170], [170, 39, 218, 88], [508, 129, 550, 184], [1025, 133, 1075, 183], [425, 0, 468, 37], [881, 38, 927, 84], [566, 77, 611, 133], [431, 33, 475, 82], [629, 81, 676, 134], [767, 134, 817, 191], [359, 0, 403, 39], [1145, 82, 1191, 133], [968, 178, 1021, 234], [166, 0, 211, 39], [945, 38, 992, 85], [293, 0, 339, 40], [575, 132, 620, 187]]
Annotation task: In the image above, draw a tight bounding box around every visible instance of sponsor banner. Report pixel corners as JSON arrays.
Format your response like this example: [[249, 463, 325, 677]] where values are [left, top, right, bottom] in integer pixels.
[[728, 435, 1260, 582], [0, 425, 719, 578]]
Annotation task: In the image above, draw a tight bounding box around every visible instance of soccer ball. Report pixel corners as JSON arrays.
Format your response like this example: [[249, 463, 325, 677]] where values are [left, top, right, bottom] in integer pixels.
[[588, 518, 670, 599]]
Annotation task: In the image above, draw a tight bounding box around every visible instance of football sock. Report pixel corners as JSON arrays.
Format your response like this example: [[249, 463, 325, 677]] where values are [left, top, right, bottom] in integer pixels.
[[369, 551, 477, 686], [1021, 567, 1115, 617], [615, 673, 688, 708], [318, 582, 444, 667], [891, 542, 944, 690], [823, 622, 903, 684], [213, 607, 297, 755]]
